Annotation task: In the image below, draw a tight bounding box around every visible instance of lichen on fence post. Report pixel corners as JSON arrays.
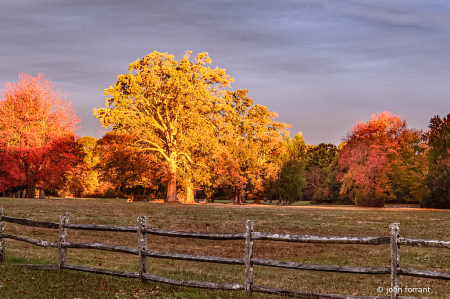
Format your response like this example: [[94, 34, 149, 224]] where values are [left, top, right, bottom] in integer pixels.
[[0, 207, 4, 262], [137, 216, 148, 282], [245, 220, 254, 298], [58, 213, 69, 271], [390, 223, 400, 299]]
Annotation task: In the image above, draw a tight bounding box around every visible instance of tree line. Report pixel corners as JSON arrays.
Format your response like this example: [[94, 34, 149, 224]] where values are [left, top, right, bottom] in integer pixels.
[[0, 51, 449, 208]]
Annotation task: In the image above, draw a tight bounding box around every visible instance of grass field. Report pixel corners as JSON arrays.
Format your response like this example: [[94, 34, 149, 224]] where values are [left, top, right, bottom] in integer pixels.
[[0, 197, 449, 298]]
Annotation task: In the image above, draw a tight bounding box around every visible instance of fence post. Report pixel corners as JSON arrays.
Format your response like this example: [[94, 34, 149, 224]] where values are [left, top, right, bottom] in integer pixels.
[[0, 207, 4, 262], [58, 213, 69, 271], [390, 223, 400, 299], [137, 216, 148, 282], [245, 220, 254, 298]]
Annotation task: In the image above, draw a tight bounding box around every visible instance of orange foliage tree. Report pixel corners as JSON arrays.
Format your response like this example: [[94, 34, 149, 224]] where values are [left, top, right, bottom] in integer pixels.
[[61, 136, 100, 198], [96, 133, 167, 200], [215, 90, 290, 204], [0, 73, 81, 198]]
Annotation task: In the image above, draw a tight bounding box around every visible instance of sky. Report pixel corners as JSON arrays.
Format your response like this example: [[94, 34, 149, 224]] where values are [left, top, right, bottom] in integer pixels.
[[1, 0, 449, 145]]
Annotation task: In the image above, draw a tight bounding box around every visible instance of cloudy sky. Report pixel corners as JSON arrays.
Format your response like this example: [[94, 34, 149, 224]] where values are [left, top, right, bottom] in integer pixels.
[[1, 0, 449, 145]]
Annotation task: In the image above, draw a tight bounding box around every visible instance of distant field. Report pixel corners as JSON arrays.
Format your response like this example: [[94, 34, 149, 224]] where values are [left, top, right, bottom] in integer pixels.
[[198, 199, 312, 206], [0, 197, 449, 298]]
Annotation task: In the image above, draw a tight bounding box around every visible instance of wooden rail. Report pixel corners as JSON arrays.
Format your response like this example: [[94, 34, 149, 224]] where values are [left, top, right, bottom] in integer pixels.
[[143, 250, 245, 265], [142, 227, 245, 240], [0, 206, 447, 298], [251, 258, 391, 274], [65, 223, 137, 232], [0, 233, 57, 248], [1, 215, 59, 229], [398, 238, 450, 249], [253, 232, 390, 245], [61, 242, 138, 255]]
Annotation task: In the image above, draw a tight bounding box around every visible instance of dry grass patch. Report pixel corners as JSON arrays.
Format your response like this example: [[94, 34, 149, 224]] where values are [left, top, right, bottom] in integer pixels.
[[0, 197, 449, 298]]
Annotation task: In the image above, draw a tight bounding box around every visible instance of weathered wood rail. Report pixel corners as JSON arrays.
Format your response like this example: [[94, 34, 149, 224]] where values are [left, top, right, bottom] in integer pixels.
[[0, 207, 447, 299]]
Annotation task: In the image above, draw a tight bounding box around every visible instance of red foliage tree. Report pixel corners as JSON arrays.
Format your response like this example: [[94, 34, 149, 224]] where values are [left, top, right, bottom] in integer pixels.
[[338, 111, 427, 206], [0, 73, 81, 197], [338, 112, 408, 206], [0, 150, 24, 194]]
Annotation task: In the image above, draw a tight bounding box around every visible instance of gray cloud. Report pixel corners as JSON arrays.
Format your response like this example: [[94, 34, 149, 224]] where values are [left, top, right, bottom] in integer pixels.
[[1, 0, 449, 145]]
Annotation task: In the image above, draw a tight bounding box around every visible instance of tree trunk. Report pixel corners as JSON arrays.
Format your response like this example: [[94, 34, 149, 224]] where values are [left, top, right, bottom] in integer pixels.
[[39, 189, 45, 199], [27, 182, 36, 199], [253, 198, 261, 204], [165, 163, 178, 202], [233, 187, 242, 204], [184, 179, 195, 204]]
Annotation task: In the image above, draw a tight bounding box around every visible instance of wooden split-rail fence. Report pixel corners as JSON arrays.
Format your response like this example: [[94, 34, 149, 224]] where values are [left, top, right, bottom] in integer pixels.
[[0, 206, 449, 299]]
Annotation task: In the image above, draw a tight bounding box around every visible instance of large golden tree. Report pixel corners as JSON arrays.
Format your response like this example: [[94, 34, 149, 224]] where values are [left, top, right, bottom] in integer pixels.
[[94, 51, 233, 202]]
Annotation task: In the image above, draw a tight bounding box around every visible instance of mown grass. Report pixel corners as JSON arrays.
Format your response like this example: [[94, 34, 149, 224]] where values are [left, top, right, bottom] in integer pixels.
[[0, 197, 449, 298]]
